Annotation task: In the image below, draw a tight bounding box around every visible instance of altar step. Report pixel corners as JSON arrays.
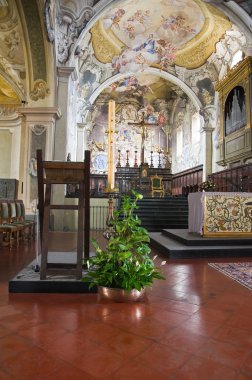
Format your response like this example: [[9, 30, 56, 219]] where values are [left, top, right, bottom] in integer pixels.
[[135, 197, 188, 231], [150, 229, 252, 259]]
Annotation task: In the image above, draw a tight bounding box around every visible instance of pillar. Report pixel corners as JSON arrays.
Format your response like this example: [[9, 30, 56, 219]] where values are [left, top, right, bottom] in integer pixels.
[[55, 67, 77, 161], [200, 105, 217, 180]]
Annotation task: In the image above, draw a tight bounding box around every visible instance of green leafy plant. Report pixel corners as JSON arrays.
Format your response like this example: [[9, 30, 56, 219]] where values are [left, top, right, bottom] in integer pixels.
[[83, 190, 166, 291], [199, 180, 216, 191]]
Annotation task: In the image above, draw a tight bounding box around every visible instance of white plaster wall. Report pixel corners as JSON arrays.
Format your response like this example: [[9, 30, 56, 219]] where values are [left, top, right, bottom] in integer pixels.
[[0, 130, 12, 178]]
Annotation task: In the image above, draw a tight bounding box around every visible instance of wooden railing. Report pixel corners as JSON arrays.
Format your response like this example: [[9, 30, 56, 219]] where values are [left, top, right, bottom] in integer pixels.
[[209, 164, 252, 192], [171, 165, 203, 196]]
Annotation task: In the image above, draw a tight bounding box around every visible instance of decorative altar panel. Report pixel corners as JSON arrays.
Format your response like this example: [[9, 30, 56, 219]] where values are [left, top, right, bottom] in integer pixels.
[[188, 192, 252, 237]]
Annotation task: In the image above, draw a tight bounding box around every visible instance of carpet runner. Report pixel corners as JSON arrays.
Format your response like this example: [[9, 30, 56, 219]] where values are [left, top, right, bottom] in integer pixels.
[[209, 262, 252, 290]]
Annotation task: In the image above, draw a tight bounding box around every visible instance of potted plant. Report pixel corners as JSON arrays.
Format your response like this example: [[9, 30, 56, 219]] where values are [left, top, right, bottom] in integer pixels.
[[83, 190, 166, 301], [199, 179, 216, 192]]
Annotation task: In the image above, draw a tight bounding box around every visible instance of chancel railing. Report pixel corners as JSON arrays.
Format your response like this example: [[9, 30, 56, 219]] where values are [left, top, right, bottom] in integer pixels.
[[66, 167, 171, 198], [115, 166, 171, 196], [171, 165, 203, 196], [209, 163, 252, 192]]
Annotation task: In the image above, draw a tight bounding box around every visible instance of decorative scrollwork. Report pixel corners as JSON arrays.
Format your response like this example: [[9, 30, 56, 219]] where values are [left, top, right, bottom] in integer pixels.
[[30, 79, 50, 101]]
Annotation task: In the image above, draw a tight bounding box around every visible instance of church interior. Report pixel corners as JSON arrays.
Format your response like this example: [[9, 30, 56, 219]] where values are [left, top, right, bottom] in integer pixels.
[[0, 0, 252, 379]]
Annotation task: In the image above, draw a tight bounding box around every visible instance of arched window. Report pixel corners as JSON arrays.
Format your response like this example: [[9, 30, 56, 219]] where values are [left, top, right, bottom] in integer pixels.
[[191, 112, 200, 144]]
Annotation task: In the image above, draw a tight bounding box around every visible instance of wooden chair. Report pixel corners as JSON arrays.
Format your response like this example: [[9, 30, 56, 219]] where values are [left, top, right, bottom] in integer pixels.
[[150, 175, 165, 198], [37, 150, 90, 280], [0, 201, 20, 248], [15, 200, 35, 240], [8, 201, 32, 242]]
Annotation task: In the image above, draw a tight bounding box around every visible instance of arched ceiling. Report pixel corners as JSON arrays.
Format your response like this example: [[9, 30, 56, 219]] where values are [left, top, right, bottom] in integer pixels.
[[90, 0, 231, 70], [0, 0, 25, 104], [81, 0, 237, 112], [0, 74, 19, 104], [101, 73, 177, 103]]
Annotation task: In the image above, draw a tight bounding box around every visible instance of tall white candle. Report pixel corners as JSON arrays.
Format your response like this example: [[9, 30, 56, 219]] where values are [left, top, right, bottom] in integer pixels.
[[107, 100, 115, 191], [158, 131, 160, 150]]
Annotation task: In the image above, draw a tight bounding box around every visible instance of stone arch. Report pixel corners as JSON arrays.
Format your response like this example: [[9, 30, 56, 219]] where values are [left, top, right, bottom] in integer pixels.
[[84, 67, 203, 122]]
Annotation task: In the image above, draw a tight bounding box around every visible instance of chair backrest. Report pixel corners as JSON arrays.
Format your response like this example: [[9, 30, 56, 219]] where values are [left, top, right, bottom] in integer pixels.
[[15, 201, 23, 221], [8, 201, 17, 222], [151, 175, 163, 189], [0, 202, 10, 223]]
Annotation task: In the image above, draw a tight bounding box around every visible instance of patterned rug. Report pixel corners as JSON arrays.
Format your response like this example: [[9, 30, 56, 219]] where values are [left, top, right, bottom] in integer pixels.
[[209, 262, 252, 290]]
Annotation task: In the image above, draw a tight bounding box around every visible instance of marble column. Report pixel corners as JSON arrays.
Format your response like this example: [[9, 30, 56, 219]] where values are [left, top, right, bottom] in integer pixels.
[[76, 123, 85, 161], [55, 67, 77, 161], [200, 105, 217, 180]]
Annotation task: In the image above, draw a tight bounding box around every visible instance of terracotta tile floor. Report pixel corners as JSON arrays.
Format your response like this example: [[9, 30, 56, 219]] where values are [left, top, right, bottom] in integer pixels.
[[0, 234, 251, 380]]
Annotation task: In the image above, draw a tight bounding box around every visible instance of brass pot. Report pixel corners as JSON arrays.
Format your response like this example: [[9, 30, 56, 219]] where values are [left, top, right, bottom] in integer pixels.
[[98, 286, 146, 302]]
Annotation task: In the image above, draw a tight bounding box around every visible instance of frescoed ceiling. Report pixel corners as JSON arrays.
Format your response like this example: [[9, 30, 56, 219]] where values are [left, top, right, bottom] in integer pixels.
[[0, 75, 19, 103], [102, 73, 177, 104], [91, 0, 231, 70], [0, 0, 25, 103]]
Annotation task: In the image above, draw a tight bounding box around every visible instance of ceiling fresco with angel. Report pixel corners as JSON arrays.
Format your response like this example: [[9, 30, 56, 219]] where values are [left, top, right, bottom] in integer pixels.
[[103, 73, 176, 104], [91, 0, 231, 71]]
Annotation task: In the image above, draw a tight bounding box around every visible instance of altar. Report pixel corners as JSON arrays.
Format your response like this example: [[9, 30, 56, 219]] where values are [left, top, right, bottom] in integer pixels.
[[188, 192, 252, 237]]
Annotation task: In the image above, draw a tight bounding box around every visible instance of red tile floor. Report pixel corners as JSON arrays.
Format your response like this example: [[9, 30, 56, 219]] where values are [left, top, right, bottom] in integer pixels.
[[0, 233, 251, 380]]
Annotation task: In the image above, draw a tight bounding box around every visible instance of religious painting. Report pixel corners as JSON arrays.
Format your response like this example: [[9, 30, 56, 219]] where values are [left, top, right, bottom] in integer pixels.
[[90, 73, 175, 169], [196, 77, 215, 106], [91, 0, 231, 70], [92, 153, 108, 173]]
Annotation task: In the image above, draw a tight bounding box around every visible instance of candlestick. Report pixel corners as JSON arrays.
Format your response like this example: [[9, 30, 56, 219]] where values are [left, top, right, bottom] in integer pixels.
[[150, 151, 154, 168], [158, 150, 162, 168], [126, 150, 130, 167], [107, 100, 115, 191], [117, 149, 121, 167], [134, 150, 138, 168]]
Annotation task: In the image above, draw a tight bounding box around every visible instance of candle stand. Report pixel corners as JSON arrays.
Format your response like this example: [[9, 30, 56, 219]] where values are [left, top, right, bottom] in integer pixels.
[[103, 191, 119, 240], [117, 150, 121, 167], [150, 151, 154, 168], [158, 150, 162, 168], [126, 150, 130, 167], [134, 151, 138, 168]]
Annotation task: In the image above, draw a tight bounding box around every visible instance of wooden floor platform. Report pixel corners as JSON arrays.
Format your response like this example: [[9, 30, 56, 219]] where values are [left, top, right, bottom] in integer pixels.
[[9, 252, 97, 293], [150, 229, 252, 259]]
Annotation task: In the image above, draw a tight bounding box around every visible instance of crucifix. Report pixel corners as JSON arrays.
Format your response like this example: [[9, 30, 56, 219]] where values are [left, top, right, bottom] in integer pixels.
[[128, 111, 158, 164]]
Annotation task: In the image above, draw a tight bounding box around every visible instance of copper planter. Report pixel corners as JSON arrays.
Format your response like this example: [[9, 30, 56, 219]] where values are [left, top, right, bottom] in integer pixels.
[[98, 286, 146, 302]]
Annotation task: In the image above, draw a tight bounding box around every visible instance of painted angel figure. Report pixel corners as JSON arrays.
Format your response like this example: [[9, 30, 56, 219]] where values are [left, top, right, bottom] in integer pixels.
[[103, 8, 125, 29], [128, 9, 150, 24]]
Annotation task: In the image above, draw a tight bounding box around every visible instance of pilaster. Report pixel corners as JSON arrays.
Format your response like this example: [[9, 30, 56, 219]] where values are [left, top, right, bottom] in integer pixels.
[[18, 106, 61, 209], [55, 67, 77, 161]]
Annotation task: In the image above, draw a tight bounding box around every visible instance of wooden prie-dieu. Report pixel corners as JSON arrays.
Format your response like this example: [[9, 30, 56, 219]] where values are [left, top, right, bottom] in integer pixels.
[[36, 150, 90, 280]]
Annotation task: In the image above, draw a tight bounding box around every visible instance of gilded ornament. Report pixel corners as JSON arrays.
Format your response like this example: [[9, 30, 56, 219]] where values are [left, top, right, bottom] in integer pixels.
[[30, 79, 50, 101], [175, 10, 231, 69], [90, 21, 121, 64]]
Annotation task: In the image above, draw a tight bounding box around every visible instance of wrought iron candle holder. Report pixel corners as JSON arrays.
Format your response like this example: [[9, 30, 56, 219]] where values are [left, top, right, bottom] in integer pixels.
[[103, 191, 119, 240], [158, 150, 162, 168], [117, 149, 121, 167], [126, 150, 130, 167], [150, 151, 154, 168], [134, 150, 138, 168]]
